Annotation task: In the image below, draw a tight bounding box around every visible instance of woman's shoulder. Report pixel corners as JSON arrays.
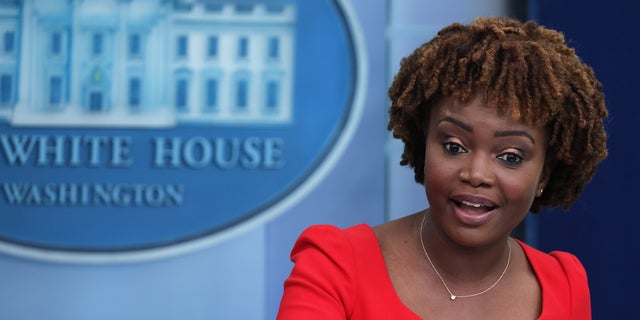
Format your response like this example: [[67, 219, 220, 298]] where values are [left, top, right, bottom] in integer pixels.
[[280, 224, 382, 319], [293, 216, 418, 252], [516, 240, 591, 319], [293, 223, 374, 243], [372, 212, 421, 243], [290, 223, 377, 260], [516, 240, 588, 276]]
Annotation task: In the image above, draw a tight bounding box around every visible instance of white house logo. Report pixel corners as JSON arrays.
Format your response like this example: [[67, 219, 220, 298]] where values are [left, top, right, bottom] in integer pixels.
[[0, 0, 365, 257]]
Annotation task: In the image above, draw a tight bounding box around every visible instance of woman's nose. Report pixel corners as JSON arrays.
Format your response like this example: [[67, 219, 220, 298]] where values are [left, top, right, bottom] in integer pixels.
[[458, 152, 495, 187]]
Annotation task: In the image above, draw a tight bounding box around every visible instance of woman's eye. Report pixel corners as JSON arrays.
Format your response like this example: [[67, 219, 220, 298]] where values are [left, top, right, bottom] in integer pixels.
[[497, 152, 523, 166], [443, 142, 467, 155]]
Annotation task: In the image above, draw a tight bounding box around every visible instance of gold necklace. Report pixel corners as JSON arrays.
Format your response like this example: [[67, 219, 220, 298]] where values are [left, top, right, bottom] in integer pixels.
[[419, 213, 511, 301]]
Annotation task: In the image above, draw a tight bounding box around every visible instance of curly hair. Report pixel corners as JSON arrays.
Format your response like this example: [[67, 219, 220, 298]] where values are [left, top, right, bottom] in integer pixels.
[[387, 17, 608, 212]]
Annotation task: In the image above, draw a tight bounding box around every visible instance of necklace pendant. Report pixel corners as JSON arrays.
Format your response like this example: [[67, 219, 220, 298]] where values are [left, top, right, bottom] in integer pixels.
[[450, 295, 456, 301]]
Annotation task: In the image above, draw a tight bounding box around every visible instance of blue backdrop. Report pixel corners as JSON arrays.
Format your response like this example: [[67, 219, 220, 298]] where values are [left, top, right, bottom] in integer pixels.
[[532, 0, 640, 318]]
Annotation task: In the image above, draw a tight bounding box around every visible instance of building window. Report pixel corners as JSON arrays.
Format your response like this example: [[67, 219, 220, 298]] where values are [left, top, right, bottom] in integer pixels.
[[3, 31, 14, 54], [129, 77, 141, 107], [51, 32, 62, 55], [177, 35, 188, 58], [204, 4, 223, 12], [238, 37, 248, 59], [176, 78, 188, 111], [235, 4, 254, 14], [174, 2, 193, 12], [236, 78, 248, 109], [266, 80, 280, 110], [92, 33, 103, 56], [265, 4, 285, 14], [129, 34, 141, 57], [207, 36, 218, 58], [268, 37, 279, 60], [0, 74, 12, 104], [205, 78, 218, 110], [49, 76, 62, 106], [89, 91, 103, 111]]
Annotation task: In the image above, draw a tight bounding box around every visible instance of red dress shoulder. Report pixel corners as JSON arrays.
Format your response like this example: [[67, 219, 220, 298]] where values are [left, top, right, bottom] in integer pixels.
[[517, 240, 592, 320], [277, 224, 420, 319]]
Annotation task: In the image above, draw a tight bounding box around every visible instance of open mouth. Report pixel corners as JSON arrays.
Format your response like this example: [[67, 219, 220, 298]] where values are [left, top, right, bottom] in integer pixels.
[[451, 199, 499, 225], [453, 200, 497, 212]]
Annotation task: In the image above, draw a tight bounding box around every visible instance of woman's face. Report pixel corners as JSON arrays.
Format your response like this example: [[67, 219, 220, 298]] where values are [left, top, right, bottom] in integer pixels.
[[424, 96, 549, 247]]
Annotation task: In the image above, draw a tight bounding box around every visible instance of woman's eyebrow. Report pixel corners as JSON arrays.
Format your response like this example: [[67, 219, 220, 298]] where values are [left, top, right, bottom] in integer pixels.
[[437, 117, 472, 132], [438, 116, 536, 144], [494, 130, 536, 144]]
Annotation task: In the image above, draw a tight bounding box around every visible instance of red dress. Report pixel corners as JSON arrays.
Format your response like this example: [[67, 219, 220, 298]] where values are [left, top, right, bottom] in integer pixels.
[[277, 224, 591, 319]]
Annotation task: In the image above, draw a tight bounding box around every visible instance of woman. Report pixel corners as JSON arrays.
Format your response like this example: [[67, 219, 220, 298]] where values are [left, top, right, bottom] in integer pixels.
[[277, 17, 607, 319]]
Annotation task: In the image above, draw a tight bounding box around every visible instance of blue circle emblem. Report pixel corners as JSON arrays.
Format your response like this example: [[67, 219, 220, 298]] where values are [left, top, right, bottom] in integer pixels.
[[0, 0, 364, 256]]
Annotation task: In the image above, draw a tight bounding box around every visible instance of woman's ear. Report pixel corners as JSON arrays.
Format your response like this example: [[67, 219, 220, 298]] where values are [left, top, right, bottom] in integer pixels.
[[536, 160, 552, 198]]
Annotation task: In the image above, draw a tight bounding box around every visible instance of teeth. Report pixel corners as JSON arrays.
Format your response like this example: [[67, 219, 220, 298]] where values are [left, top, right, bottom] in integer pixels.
[[461, 201, 483, 208]]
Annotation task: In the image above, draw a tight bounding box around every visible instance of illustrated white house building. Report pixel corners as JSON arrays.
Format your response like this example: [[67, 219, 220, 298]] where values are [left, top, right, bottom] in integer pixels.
[[0, 2, 20, 120], [1, 0, 295, 127]]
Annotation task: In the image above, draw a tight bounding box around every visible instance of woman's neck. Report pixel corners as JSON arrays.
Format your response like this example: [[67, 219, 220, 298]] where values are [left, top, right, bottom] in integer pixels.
[[418, 211, 512, 287]]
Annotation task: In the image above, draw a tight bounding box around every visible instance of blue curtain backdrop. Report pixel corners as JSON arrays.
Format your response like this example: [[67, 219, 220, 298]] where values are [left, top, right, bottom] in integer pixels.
[[531, 1, 640, 318]]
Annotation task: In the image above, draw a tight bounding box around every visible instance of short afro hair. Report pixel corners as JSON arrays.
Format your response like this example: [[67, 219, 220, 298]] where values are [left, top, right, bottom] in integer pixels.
[[387, 17, 608, 212]]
